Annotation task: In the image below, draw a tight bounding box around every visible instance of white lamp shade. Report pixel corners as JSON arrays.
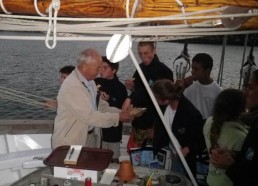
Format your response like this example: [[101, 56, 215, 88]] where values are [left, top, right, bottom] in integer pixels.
[[106, 34, 132, 63]]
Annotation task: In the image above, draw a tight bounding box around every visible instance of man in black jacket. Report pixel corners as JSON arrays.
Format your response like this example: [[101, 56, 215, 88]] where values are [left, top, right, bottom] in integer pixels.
[[122, 42, 174, 146], [95, 56, 128, 163], [211, 69, 258, 186]]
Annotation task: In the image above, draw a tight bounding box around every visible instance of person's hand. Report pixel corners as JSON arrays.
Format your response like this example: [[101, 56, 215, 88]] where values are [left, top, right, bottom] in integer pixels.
[[175, 79, 184, 89], [147, 128, 154, 139], [122, 98, 132, 112], [119, 111, 134, 122], [100, 91, 110, 101], [181, 146, 190, 157], [183, 76, 193, 89], [43, 99, 57, 109], [125, 78, 135, 91], [210, 148, 235, 169]]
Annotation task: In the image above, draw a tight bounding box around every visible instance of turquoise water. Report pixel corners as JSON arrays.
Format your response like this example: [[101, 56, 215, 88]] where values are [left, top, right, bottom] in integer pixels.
[[0, 39, 257, 119]]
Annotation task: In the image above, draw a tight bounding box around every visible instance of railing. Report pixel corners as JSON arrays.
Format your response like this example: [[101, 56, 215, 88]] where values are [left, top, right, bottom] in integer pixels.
[[0, 120, 54, 135]]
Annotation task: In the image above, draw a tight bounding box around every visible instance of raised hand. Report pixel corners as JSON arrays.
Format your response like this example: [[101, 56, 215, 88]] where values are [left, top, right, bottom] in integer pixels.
[[210, 148, 235, 169], [122, 98, 133, 112], [125, 78, 135, 91]]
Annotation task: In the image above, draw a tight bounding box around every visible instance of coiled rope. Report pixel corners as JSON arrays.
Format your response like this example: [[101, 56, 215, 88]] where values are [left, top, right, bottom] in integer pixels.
[[45, 0, 60, 49]]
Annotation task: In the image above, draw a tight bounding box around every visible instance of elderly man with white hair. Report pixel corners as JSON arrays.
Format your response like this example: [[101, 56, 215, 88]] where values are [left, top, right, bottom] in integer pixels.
[[52, 48, 133, 149]]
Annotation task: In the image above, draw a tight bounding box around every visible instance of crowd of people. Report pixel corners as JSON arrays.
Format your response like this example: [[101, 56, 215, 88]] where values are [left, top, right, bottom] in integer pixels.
[[50, 41, 258, 186]]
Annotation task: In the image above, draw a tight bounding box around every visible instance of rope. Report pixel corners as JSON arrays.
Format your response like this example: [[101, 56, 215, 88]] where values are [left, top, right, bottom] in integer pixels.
[[1, 30, 258, 42], [110, 0, 138, 62], [0, 5, 257, 43], [0, 16, 251, 32], [175, 0, 187, 25], [0, 0, 11, 14], [0, 94, 47, 108], [1, 15, 258, 37], [126, 0, 130, 18], [2, 7, 257, 22], [1, 17, 235, 32], [0, 86, 52, 100], [130, 0, 139, 18], [1, 9, 257, 39], [45, 0, 60, 49], [34, 0, 47, 17], [126, 0, 139, 18], [0, 86, 55, 111]]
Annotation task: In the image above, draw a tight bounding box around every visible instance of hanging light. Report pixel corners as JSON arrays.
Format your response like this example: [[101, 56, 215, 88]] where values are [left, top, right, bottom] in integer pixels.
[[106, 34, 132, 63]]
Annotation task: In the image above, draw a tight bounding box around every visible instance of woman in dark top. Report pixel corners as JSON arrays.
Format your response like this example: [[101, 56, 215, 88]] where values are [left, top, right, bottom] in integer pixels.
[[152, 79, 205, 178], [211, 69, 258, 186]]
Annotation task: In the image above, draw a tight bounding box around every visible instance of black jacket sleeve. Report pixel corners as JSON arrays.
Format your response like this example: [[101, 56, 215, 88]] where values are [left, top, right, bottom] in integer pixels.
[[173, 96, 206, 155], [226, 123, 258, 186]]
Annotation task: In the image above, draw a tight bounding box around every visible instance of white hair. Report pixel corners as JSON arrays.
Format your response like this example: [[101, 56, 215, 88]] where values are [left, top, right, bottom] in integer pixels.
[[77, 54, 93, 65], [76, 48, 101, 65]]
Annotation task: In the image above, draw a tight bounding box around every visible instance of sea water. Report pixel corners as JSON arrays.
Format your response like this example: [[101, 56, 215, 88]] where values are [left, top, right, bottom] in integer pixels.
[[0, 39, 257, 119]]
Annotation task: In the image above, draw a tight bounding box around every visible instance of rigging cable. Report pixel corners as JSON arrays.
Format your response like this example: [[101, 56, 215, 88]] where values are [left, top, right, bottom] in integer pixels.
[[0, 6, 258, 47], [126, 0, 139, 19], [217, 35, 227, 86], [0, 86, 56, 111], [239, 34, 249, 89], [1, 7, 257, 22], [175, 0, 187, 25], [241, 35, 257, 88]]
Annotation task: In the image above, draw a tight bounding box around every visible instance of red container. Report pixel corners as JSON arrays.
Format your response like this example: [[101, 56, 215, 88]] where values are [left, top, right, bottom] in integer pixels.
[[85, 177, 92, 186]]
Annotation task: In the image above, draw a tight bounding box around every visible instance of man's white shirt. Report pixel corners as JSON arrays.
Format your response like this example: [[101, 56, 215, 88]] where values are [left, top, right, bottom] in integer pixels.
[[183, 80, 222, 119]]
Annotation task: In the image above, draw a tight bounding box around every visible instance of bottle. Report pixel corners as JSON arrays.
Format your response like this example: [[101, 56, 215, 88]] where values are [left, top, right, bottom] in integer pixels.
[[85, 177, 92, 186]]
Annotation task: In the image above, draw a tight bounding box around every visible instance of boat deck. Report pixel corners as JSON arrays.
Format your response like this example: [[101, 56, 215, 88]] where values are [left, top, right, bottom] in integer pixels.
[[0, 120, 132, 185], [0, 120, 54, 135]]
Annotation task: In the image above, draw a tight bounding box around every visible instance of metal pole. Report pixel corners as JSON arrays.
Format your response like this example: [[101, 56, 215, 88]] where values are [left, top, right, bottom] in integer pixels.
[[217, 35, 227, 86], [129, 49, 198, 186], [239, 34, 249, 89]]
